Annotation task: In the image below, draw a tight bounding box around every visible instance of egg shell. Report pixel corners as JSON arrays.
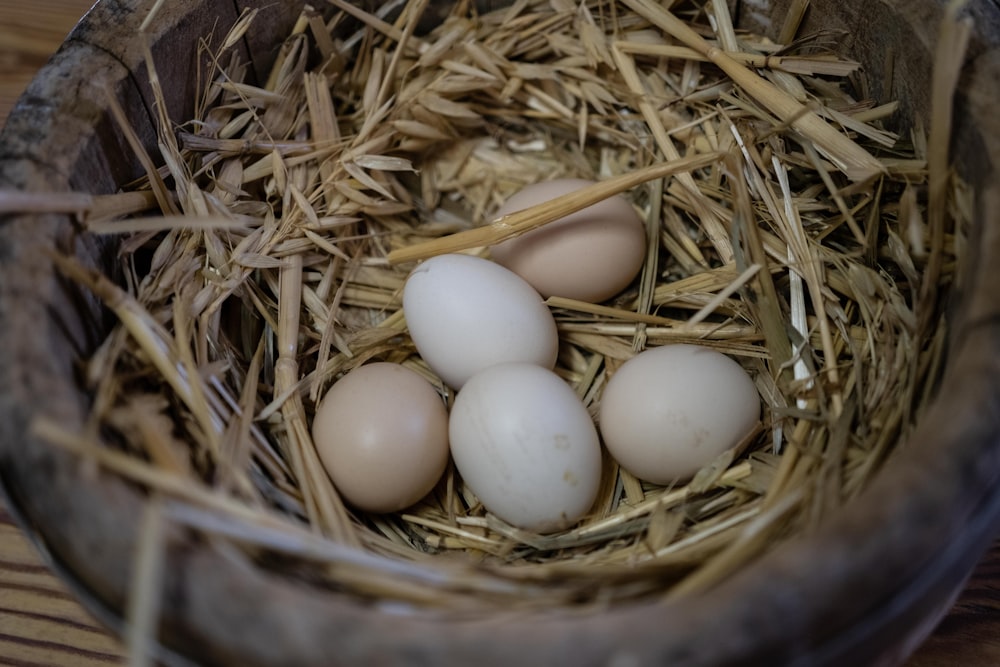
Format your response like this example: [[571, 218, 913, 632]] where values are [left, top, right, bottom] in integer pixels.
[[311, 362, 450, 513], [489, 178, 647, 303], [449, 362, 602, 533], [402, 253, 559, 389], [598, 344, 760, 484]]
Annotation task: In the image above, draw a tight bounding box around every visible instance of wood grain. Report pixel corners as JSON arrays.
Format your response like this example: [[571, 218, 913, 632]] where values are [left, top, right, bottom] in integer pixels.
[[0, 504, 126, 666], [1, 1, 999, 666], [0, 0, 97, 124]]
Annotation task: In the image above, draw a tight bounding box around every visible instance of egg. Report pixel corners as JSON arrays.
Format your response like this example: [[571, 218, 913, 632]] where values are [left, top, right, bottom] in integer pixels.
[[402, 253, 559, 389], [598, 344, 760, 484], [449, 362, 602, 533], [489, 178, 647, 303], [311, 362, 449, 513]]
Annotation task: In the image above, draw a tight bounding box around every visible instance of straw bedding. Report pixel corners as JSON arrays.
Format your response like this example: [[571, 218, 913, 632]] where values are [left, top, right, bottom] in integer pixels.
[[21, 0, 971, 617]]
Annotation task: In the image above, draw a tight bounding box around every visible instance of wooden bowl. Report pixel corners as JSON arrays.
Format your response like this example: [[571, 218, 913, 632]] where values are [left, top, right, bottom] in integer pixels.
[[2, 0, 999, 664]]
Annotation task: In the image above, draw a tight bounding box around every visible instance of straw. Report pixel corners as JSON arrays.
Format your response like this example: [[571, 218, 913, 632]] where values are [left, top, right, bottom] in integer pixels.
[[23, 0, 968, 614], [125, 496, 166, 667], [621, 0, 884, 181]]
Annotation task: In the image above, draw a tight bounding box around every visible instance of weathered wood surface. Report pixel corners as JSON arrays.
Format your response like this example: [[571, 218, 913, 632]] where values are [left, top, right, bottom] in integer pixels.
[[1, 1, 999, 666]]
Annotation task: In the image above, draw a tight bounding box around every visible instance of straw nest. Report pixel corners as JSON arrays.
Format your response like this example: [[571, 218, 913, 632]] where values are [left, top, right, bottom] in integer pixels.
[[16, 0, 972, 618]]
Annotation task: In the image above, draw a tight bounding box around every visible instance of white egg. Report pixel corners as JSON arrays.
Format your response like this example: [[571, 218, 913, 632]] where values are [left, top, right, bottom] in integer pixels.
[[598, 344, 760, 484], [449, 363, 602, 533], [402, 253, 559, 389]]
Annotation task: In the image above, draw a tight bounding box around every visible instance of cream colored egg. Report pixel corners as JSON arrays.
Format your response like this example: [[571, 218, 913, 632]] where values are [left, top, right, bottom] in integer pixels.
[[449, 362, 602, 533], [402, 253, 559, 389], [311, 362, 449, 513], [598, 344, 760, 484], [489, 178, 647, 303]]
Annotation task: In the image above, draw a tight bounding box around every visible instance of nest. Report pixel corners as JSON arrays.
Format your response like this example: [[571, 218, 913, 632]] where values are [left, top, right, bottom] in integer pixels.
[[19, 0, 972, 629]]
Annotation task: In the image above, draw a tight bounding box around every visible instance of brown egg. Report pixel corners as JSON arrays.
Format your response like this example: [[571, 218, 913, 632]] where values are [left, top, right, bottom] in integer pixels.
[[311, 362, 449, 513], [489, 178, 647, 303]]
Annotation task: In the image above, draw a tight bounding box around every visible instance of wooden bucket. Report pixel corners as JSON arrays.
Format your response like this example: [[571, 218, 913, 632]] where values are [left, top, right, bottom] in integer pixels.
[[1, 0, 999, 664]]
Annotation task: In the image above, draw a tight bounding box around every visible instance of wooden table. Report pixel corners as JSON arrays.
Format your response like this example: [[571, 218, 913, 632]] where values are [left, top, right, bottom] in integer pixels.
[[2, 2, 1000, 665]]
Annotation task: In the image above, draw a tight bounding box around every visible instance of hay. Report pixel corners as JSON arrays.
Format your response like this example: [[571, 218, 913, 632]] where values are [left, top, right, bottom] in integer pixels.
[[23, 0, 971, 622]]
